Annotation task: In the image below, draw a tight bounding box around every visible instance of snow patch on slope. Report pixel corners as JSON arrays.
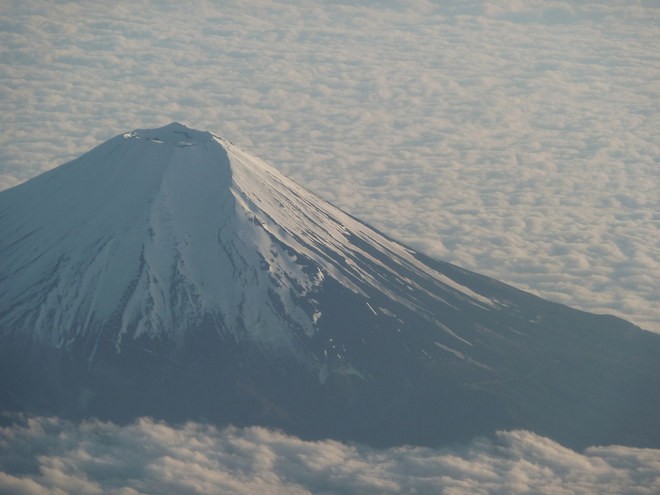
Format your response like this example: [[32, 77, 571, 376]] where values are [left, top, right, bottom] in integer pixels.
[[221, 135, 498, 313]]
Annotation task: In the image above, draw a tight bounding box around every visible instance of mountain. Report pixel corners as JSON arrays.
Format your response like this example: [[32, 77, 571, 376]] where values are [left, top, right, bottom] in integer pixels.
[[1, 123, 659, 449]]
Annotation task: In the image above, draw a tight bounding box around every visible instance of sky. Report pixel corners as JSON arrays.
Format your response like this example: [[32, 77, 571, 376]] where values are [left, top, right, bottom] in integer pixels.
[[1, 1, 660, 491]]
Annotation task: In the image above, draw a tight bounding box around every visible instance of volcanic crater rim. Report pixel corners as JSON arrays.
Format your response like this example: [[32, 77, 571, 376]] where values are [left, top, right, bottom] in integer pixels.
[[123, 122, 215, 147]]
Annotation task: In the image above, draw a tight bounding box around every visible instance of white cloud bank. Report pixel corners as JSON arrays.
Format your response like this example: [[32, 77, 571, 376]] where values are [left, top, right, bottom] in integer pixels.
[[0, 416, 658, 495], [0, 1, 658, 331]]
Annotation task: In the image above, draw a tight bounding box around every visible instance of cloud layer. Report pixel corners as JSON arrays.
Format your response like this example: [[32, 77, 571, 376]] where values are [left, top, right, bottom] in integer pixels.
[[1, 416, 658, 495], [1, 1, 658, 330]]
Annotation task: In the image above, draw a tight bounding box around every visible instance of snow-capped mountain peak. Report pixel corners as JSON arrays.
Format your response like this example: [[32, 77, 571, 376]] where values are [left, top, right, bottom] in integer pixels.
[[2, 124, 659, 450], [0, 124, 493, 362]]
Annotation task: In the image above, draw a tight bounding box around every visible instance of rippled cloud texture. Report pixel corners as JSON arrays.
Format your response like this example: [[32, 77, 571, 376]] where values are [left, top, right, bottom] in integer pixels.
[[1, 1, 658, 330], [0, 416, 658, 495]]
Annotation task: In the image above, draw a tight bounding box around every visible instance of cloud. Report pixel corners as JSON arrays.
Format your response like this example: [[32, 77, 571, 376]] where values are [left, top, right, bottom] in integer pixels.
[[0, 0, 658, 331], [0, 416, 659, 495]]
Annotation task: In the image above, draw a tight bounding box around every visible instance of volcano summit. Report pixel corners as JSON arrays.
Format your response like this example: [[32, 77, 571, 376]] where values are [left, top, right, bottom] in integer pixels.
[[1, 123, 658, 449]]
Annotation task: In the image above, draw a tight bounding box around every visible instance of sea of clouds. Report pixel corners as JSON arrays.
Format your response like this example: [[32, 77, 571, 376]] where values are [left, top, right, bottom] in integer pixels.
[[2, 3, 658, 491], [1, 416, 659, 495], [1, 0, 658, 333]]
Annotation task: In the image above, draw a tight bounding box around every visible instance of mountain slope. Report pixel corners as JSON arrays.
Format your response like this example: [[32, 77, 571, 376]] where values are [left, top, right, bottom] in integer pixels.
[[1, 123, 659, 449]]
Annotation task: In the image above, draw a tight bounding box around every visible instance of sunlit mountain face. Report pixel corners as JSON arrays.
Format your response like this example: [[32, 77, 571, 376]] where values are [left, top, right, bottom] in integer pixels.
[[1, 123, 659, 449]]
